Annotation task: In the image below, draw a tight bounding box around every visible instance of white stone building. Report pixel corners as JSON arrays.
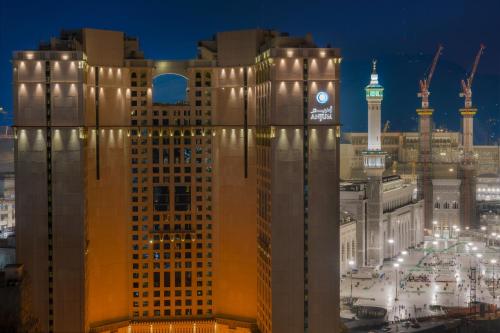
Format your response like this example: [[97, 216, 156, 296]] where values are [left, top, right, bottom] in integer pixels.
[[432, 179, 461, 237], [340, 175, 424, 273]]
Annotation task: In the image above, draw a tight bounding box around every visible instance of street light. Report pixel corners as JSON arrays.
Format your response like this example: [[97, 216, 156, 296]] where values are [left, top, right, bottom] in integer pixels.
[[491, 259, 497, 299], [348, 260, 355, 305], [388, 239, 395, 258], [394, 262, 400, 301]]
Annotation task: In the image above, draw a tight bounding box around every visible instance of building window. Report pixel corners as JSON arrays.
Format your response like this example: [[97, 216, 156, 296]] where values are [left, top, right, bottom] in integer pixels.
[[153, 186, 169, 211], [175, 186, 191, 211]]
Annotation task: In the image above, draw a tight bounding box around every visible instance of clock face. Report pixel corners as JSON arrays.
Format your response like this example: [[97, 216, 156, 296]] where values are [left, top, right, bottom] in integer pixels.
[[368, 90, 382, 97]]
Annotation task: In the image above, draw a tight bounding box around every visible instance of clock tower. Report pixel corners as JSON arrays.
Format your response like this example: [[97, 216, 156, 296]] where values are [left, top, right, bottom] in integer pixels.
[[362, 60, 386, 267]]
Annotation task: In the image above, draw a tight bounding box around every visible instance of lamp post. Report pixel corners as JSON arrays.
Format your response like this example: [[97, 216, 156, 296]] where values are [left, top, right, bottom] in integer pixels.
[[394, 262, 400, 302], [491, 259, 497, 299], [388, 238, 395, 258], [432, 220, 438, 238], [481, 226, 487, 246], [349, 260, 355, 305], [452, 225, 458, 239]]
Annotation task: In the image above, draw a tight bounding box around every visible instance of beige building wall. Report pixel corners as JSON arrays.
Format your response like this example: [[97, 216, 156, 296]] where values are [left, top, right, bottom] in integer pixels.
[[15, 28, 341, 333], [257, 46, 341, 333], [340, 220, 356, 275]]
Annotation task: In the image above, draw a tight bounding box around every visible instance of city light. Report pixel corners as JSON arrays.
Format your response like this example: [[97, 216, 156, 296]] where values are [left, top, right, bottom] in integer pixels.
[[7, 13, 499, 332]]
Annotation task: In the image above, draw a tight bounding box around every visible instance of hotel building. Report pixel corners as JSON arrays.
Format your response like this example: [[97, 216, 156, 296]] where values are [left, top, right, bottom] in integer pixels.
[[13, 29, 341, 333]]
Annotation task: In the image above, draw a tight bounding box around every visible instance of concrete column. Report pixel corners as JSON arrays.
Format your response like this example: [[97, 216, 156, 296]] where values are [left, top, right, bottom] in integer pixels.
[[365, 170, 384, 266], [417, 109, 433, 232], [460, 109, 477, 229]]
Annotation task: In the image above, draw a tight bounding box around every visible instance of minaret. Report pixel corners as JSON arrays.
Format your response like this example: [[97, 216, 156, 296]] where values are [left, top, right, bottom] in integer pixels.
[[460, 106, 476, 229], [417, 108, 434, 234], [362, 60, 386, 267], [458, 45, 484, 230], [416, 45, 442, 234], [459, 86, 478, 230]]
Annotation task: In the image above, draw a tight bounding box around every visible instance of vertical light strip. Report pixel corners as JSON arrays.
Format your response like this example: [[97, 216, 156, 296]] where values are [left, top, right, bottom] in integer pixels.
[[244, 67, 248, 178], [302, 57, 309, 332], [95, 66, 100, 180], [45, 59, 54, 333]]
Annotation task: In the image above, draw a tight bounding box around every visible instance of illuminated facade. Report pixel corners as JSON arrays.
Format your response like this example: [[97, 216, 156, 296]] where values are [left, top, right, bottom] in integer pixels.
[[362, 61, 387, 267], [14, 29, 341, 333], [340, 132, 500, 232], [255, 41, 341, 333], [340, 176, 424, 273], [0, 126, 14, 232]]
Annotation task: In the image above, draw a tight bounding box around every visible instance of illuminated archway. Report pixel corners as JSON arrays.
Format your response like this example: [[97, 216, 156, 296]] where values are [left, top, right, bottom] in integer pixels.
[[153, 60, 190, 104], [152, 73, 188, 104]]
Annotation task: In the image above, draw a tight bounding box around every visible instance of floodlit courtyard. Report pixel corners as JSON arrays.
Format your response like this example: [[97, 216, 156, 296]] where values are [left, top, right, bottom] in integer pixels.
[[341, 236, 500, 321]]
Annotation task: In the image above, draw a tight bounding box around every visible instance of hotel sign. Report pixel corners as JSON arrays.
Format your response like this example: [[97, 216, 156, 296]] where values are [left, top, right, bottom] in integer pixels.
[[310, 91, 333, 122]]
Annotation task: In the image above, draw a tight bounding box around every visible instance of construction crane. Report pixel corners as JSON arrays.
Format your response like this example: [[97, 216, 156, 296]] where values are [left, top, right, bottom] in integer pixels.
[[418, 45, 444, 109], [460, 44, 485, 108]]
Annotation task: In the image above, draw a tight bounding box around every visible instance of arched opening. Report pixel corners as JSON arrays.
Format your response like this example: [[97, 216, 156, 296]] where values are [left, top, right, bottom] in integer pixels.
[[153, 73, 188, 104]]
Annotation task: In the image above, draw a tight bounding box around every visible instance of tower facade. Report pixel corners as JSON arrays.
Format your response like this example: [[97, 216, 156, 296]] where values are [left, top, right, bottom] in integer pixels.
[[417, 109, 433, 232], [460, 107, 476, 229], [14, 29, 341, 333], [362, 61, 386, 267], [255, 39, 341, 333]]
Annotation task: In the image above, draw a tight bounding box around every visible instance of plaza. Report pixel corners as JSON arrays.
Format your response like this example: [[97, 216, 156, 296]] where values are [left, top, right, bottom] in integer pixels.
[[341, 235, 500, 322]]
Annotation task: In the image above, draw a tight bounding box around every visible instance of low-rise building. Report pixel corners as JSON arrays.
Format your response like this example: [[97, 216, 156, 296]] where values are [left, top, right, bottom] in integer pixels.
[[432, 179, 461, 237], [340, 175, 423, 273]]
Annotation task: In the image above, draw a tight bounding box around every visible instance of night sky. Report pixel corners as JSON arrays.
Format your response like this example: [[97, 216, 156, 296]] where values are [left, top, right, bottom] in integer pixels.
[[1, 0, 499, 142]]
